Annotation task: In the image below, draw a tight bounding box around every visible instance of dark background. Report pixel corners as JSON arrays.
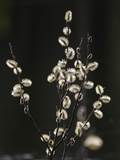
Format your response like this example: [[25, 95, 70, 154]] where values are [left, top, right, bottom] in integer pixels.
[[0, 0, 119, 159]]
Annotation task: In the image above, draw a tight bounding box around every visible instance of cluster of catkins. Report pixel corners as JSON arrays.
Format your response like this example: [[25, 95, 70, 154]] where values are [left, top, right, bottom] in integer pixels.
[[45, 10, 111, 155], [6, 10, 111, 157], [6, 59, 32, 110]]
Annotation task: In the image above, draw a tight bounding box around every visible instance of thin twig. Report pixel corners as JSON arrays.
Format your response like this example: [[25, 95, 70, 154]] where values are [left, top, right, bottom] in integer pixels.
[[54, 69, 87, 150], [50, 21, 71, 160], [8, 44, 52, 153], [76, 37, 83, 59], [54, 96, 79, 150], [61, 142, 67, 160], [67, 108, 95, 146], [8, 42, 16, 60], [27, 110, 41, 133]]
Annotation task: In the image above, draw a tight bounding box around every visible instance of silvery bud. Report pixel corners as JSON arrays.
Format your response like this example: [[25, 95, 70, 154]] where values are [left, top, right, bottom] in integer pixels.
[[13, 67, 22, 75], [63, 96, 71, 109], [93, 100, 102, 109], [69, 84, 81, 93], [21, 78, 32, 87], [47, 73, 56, 83], [95, 85, 104, 95], [65, 10, 72, 22], [6, 59, 18, 69], [58, 36, 69, 47], [94, 110, 103, 119], [83, 81, 94, 89], [100, 95, 111, 103], [53, 128, 64, 136], [87, 62, 99, 71]]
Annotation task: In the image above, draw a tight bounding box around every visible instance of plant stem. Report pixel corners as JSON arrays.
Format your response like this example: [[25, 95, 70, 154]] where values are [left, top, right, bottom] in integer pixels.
[[8, 42, 16, 60], [61, 142, 67, 160]]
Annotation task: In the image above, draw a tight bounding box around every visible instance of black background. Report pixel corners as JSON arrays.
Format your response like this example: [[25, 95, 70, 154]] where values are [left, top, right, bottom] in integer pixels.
[[0, 0, 119, 159]]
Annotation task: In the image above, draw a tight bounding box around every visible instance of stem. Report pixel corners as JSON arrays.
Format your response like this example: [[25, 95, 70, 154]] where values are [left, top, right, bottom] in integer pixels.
[[86, 33, 92, 65], [76, 37, 83, 59], [24, 105, 52, 152], [54, 70, 87, 150], [54, 96, 79, 150], [50, 83, 69, 160], [67, 108, 95, 146], [50, 21, 71, 159], [8, 42, 16, 60], [83, 108, 94, 127], [27, 110, 41, 133], [61, 142, 67, 160], [8, 44, 52, 153]]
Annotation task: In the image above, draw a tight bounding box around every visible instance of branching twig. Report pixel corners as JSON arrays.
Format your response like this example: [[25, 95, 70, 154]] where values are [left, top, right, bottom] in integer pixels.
[[6, 10, 111, 160]]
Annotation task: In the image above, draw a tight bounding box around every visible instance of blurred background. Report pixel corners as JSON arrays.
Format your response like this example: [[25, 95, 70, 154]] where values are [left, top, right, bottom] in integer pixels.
[[0, 0, 119, 159]]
